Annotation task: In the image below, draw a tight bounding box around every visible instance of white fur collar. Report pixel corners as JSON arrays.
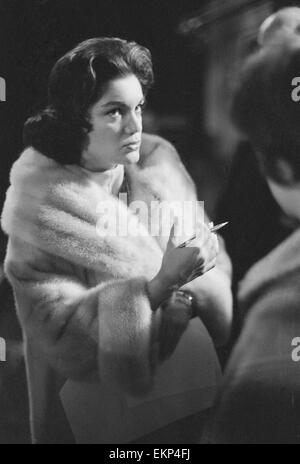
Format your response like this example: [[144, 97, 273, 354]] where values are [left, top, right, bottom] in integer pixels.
[[1, 145, 197, 281]]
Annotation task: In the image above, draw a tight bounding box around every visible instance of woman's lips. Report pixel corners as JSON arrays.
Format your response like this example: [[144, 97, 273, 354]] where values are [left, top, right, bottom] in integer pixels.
[[122, 142, 140, 152]]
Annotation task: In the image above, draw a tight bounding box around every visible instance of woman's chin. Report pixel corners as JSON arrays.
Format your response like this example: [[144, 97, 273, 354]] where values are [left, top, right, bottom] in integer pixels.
[[123, 150, 140, 164]]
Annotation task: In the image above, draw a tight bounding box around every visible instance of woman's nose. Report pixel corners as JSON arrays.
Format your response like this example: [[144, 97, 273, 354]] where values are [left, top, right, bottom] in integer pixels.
[[124, 112, 142, 135]]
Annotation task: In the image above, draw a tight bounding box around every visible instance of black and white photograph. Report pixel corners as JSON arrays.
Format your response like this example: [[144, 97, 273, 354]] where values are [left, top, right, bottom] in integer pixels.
[[0, 0, 300, 447]]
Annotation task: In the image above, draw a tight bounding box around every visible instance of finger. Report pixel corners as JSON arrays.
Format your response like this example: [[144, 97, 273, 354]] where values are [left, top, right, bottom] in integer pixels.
[[198, 222, 211, 243], [192, 259, 205, 273], [186, 230, 218, 270], [201, 233, 218, 262], [187, 271, 200, 282], [189, 268, 204, 280], [189, 254, 217, 279], [211, 232, 219, 254], [166, 223, 176, 250], [187, 264, 205, 281], [201, 257, 217, 273], [187, 229, 211, 249]]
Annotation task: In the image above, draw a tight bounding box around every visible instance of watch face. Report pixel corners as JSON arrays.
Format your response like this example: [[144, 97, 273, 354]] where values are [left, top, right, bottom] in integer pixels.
[[173, 290, 193, 307]]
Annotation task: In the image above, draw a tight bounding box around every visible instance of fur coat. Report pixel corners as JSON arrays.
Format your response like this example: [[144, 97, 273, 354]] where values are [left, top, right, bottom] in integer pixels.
[[1, 134, 232, 443]]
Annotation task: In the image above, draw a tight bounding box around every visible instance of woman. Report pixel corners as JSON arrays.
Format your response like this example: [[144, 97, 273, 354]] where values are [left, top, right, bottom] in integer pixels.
[[1, 37, 232, 443], [205, 28, 300, 444]]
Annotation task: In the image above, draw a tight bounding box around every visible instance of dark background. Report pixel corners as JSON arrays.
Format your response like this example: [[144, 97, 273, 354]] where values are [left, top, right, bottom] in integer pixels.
[[0, 0, 206, 184], [0, 0, 293, 215]]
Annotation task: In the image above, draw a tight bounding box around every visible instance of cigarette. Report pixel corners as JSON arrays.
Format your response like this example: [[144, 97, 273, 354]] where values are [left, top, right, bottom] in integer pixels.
[[209, 221, 229, 233], [177, 221, 229, 248]]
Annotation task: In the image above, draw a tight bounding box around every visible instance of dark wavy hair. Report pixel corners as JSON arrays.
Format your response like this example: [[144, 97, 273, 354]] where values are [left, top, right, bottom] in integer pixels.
[[231, 34, 300, 185], [23, 37, 154, 165]]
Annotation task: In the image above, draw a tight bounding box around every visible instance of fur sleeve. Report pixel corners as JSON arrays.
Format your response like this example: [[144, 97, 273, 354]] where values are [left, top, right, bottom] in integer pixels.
[[6, 260, 158, 396]]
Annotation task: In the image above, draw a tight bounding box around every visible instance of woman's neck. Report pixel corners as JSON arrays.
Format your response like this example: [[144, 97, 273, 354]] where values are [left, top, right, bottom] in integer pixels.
[[80, 163, 119, 173], [81, 163, 125, 196]]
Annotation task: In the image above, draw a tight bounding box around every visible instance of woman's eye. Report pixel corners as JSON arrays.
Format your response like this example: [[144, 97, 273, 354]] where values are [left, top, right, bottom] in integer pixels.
[[107, 108, 121, 118], [136, 103, 144, 113]]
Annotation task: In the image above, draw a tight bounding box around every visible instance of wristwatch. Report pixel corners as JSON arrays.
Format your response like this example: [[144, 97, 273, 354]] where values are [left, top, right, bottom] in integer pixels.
[[172, 289, 196, 319]]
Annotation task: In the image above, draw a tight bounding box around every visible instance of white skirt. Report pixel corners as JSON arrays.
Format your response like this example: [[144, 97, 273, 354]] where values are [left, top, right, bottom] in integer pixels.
[[60, 318, 221, 444]]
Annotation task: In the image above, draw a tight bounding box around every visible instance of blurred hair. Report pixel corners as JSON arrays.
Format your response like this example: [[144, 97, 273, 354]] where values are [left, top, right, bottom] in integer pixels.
[[231, 35, 300, 185], [258, 7, 300, 46], [23, 37, 154, 165]]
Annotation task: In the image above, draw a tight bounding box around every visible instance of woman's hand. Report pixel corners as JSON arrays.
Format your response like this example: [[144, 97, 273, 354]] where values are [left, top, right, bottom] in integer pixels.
[[159, 222, 218, 288], [146, 222, 218, 310]]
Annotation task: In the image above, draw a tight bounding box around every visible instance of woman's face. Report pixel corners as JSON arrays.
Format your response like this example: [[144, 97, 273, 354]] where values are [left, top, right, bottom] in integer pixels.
[[81, 74, 144, 171]]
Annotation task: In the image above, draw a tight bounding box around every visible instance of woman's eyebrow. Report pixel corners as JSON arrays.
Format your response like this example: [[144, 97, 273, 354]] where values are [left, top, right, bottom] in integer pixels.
[[101, 100, 126, 108], [100, 98, 145, 108]]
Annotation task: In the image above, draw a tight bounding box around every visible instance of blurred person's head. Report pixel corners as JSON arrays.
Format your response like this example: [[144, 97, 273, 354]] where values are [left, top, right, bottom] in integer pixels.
[[231, 35, 300, 222], [23, 37, 154, 169], [258, 7, 300, 46]]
